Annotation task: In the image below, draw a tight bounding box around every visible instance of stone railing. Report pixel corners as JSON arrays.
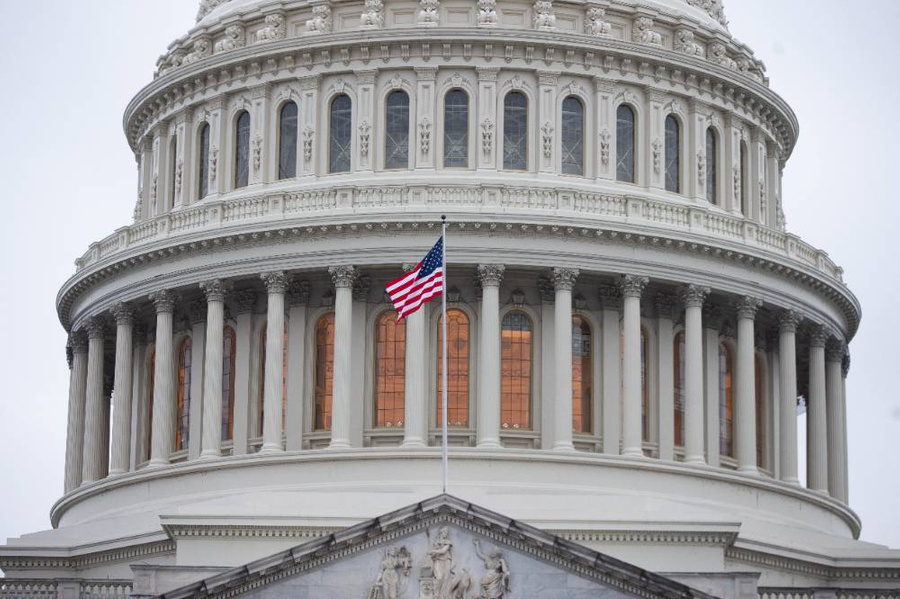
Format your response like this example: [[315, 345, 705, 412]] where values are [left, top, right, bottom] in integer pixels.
[[74, 185, 845, 288], [759, 591, 900, 599], [79, 583, 131, 599], [0, 581, 131, 599], [0, 581, 56, 599]]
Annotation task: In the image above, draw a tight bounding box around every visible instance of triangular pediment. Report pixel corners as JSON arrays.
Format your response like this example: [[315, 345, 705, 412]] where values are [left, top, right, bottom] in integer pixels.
[[159, 495, 712, 599]]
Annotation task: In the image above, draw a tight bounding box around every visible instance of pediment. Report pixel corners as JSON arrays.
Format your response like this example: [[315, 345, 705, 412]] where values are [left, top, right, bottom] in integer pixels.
[[159, 495, 712, 599]]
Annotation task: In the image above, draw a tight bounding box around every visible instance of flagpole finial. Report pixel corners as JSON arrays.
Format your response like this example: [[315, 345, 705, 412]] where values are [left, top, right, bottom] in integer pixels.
[[441, 214, 446, 223]]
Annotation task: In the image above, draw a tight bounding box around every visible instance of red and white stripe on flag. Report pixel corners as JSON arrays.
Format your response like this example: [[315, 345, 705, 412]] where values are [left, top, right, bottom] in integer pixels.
[[385, 236, 444, 319]]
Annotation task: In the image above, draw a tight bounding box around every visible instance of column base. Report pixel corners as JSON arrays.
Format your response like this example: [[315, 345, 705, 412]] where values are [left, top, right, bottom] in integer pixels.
[[259, 444, 285, 454], [145, 459, 169, 469], [107, 469, 127, 477], [738, 465, 759, 476], [198, 450, 221, 460], [400, 439, 427, 449], [622, 448, 645, 458], [552, 442, 576, 452], [329, 439, 352, 449], [683, 455, 707, 466], [780, 476, 801, 485], [477, 439, 502, 450]]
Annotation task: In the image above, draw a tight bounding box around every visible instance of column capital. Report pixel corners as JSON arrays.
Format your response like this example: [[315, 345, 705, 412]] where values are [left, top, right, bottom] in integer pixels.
[[808, 325, 831, 348], [329, 265, 359, 289], [619, 275, 649, 299], [261, 271, 291, 294], [149, 289, 177, 314], [702, 305, 725, 330], [777, 309, 802, 333], [734, 296, 763, 320], [654, 293, 678, 320], [111, 302, 135, 326], [476, 66, 500, 81], [477, 264, 505, 288], [287, 280, 311, 306], [598, 284, 621, 310], [826, 337, 846, 363], [680, 285, 710, 309], [233, 289, 257, 314], [842, 351, 851, 378], [537, 276, 555, 303], [71, 330, 89, 354], [188, 298, 207, 325], [133, 324, 148, 346], [353, 274, 372, 301], [551, 267, 579, 292], [84, 316, 106, 340], [200, 279, 232, 302]]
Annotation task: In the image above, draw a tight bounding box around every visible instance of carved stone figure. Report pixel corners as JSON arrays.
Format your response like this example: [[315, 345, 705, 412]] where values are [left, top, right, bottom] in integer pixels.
[[675, 29, 704, 56], [709, 43, 738, 70], [360, 0, 385, 28], [473, 540, 510, 598], [532, 0, 556, 30], [425, 526, 473, 599], [196, 0, 230, 22], [737, 57, 763, 82], [584, 6, 611, 36], [306, 4, 332, 34], [182, 38, 212, 65], [215, 25, 246, 53], [256, 14, 287, 43], [686, 0, 728, 27], [417, 0, 440, 27], [632, 17, 662, 46], [367, 546, 411, 599], [476, 0, 498, 27]]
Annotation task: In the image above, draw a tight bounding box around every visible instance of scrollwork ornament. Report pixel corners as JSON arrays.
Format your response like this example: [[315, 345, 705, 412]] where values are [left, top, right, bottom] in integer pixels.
[[680, 284, 710, 308], [419, 117, 432, 156], [360, 0, 385, 28], [477, 264, 505, 287], [619, 274, 649, 298], [261, 271, 290, 294], [200, 279, 232, 302], [541, 122, 554, 158], [481, 118, 494, 157], [359, 120, 372, 157], [149, 289, 177, 314], [417, 0, 440, 27], [777, 310, 801, 333], [302, 125, 315, 163], [329, 265, 359, 289], [809, 324, 830, 348], [111, 302, 135, 326], [733, 295, 762, 320], [71, 330, 89, 355], [599, 129, 611, 166], [287, 280, 312, 306], [477, 0, 498, 26], [598, 284, 621, 310], [85, 316, 107, 340], [826, 338, 845, 363], [551, 267, 579, 291]]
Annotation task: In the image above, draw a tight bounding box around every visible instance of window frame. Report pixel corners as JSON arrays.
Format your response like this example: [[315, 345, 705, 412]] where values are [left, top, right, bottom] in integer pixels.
[[442, 88, 470, 169], [233, 110, 251, 189], [328, 94, 353, 174], [383, 89, 412, 171], [277, 100, 299, 180], [560, 95, 585, 176], [502, 91, 529, 171], [616, 103, 637, 184]]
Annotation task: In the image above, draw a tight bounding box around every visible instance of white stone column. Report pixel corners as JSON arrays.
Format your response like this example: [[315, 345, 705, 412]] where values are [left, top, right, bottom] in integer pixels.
[[199, 280, 230, 459], [477, 264, 505, 448], [231, 290, 257, 455], [64, 331, 89, 493], [129, 327, 147, 472], [807, 325, 829, 494], [260, 272, 289, 453], [778, 310, 801, 484], [187, 300, 206, 460], [703, 306, 723, 467], [599, 285, 621, 455], [403, 267, 429, 448], [841, 355, 850, 504], [109, 303, 135, 476], [285, 281, 310, 451], [620, 275, 649, 458], [734, 296, 762, 474], [681, 285, 710, 465], [655, 294, 677, 461], [538, 279, 556, 450], [148, 290, 177, 467], [552, 268, 579, 452], [329, 266, 358, 449], [81, 317, 107, 485], [826, 338, 845, 501]]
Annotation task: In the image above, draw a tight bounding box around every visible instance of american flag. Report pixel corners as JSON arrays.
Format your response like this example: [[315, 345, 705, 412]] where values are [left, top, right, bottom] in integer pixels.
[[386, 236, 444, 319]]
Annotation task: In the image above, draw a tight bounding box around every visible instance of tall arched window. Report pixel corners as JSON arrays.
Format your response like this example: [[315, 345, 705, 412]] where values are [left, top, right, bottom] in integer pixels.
[[314, 313, 335, 430], [198, 123, 210, 199], [665, 115, 680, 193], [755, 354, 765, 469], [329, 94, 352, 173], [222, 326, 236, 442], [257, 324, 288, 437], [169, 137, 179, 202], [234, 110, 250, 189], [740, 141, 750, 217], [572, 316, 592, 433], [561, 96, 584, 176], [278, 102, 299, 180], [176, 338, 192, 452], [503, 92, 528, 170], [375, 311, 406, 428], [719, 343, 734, 458], [616, 105, 636, 183], [385, 90, 410, 169], [437, 309, 470, 427], [443, 90, 469, 168], [501, 311, 532, 429], [674, 331, 686, 447], [706, 127, 718, 205], [145, 344, 156, 462]]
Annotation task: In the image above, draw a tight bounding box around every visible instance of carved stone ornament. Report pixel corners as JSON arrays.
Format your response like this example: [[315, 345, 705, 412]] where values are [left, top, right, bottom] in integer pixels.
[[447, 286, 462, 303], [733, 164, 742, 204], [476, 264, 505, 287], [826, 338, 845, 363], [329, 265, 359, 289], [709, 43, 738, 70], [419, 117, 433, 156], [287, 280, 311, 306], [632, 17, 662, 46], [353, 274, 372, 301], [200, 279, 232, 302], [256, 13, 287, 43], [306, 3, 333, 34], [680, 284, 710, 308], [182, 37, 213, 65], [417, 0, 440, 27], [541, 122, 554, 158], [188, 298, 207, 325], [261, 271, 290, 294], [584, 6, 611, 36], [533, 0, 556, 30], [303, 125, 315, 162], [70, 329, 89, 354], [703, 304, 725, 330], [675, 28, 704, 56], [477, 0, 498, 26], [360, 0, 385, 28], [573, 293, 587, 310], [697, 150, 706, 184], [149, 289, 177, 314], [551, 267, 579, 291], [685, 0, 729, 28], [359, 120, 372, 157], [619, 274, 649, 298], [481, 118, 494, 157], [252, 135, 263, 173], [111, 302, 135, 326], [510, 288, 526, 306], [196, 0, 230, 22], [233, 289, 257, 314], [734, 295, 762, 320], [599, 129, 611, 166], [473, 539, 511, 598], [809, 324, 831, 348], [537, 276, 555, 303], [424, 526, 475, 599], [654, 293, 678, 320], [215, 24, 246, 53], [652, 138, 662, 174], [368, 546, 412, 599], [175, 160, 184, 195], [150, 174, 159, 205], [598, 284, 621, 310], [210, 147, 219, 183]]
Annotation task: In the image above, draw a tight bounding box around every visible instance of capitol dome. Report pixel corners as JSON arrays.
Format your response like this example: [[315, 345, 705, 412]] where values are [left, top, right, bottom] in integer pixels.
[[2, 0, 897, 597]]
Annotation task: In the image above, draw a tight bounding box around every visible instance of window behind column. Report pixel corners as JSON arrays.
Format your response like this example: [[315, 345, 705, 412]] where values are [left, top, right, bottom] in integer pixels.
[[314, 313, 335, 430], [561, 96, 584, 176], [375, 311, 406, 428], [222, 326, 236, 442], [437, 309, 470, 427], [503, 92, 528, 170], [257, 323, 288, 437], [329, 94, 352, 173], [756, 354, 765, 469], [443, 90, 469, 168], [501, 311, 532, 430], [385, 90, 411, 170], [572, 316, 592, 434], [665, 115, 680, 193], [278, 102, 299, 180], [616, 104, 636, 183], [234, 110, 251, 189], [706, 128, 718, 205], [176, 338, 192, 452], [198, 123, 210, 199], [674, 331, 686, 447], [719, 342, 734, 457]]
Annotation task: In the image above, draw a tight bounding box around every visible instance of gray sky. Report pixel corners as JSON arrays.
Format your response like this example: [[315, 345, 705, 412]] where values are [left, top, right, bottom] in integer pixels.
[[0, 0, 898, 552]]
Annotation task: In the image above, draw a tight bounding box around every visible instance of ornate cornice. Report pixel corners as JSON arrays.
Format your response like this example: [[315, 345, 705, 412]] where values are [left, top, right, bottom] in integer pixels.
[[0, 539, 173, 571]]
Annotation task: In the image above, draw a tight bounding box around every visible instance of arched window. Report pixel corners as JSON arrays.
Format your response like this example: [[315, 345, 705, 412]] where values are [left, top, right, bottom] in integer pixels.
[[234, 110, 251, 189], [503, 92, 528, 170], [561, 96, 585, 176], [176, 338, 192, 452], [169, 136, 179, 201], [665, 115, 680, 193], [257, 324, 288, 437], [375, 311, 406, 428], [385, 90, 411, 169], [222, 326, 236, 442], [278, 102, 299, 180], [756, 354, 765, 468], [314, 313, 335, 430], [329, 94, 352, 173], [437, 309, 470, 427], [706, 127, 718, 205], [719, 343, 734, 458], [443, 90, 469, 168], [198, 123, 210, 199], [674, 331, 686, 447], [616, 105, 636, 183], [501, 311, 532, 429], [572, 316, 592, 434], [740, 141, 750, 217], [145, 344, 156, 462]]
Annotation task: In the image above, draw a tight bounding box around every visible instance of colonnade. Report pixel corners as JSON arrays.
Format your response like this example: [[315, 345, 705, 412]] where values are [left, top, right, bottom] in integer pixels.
[[62, 265, 850, 505]]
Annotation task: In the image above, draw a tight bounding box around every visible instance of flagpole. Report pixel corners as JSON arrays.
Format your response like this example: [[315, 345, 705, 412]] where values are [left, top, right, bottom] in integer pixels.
[[441, 215, 449, 495]]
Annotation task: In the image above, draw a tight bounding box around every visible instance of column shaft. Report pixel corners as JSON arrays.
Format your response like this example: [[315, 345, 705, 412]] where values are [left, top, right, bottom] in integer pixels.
[[261, 273, 288, 453], [807, 328, 829, 493], [403, 304, 428, 447], [200, 281, 229, 458], [329, 267, 357, 448], [600, 286, 621, 455], [285, 281, 310, 451], [231, 293, 256, 456], [778, 312, 800, 484], [477, 265, 504, 448], [81, 320, 106, 484], [703, 311, 722, 467], [64, 335, 88, 493], [735, 297, 761, 474], [109, 305, 135, 475], [655, 295, 676, 461], [682, 287, 709, 465], [826, 341, 845, 501], [552, 269, 578, 452], [149, 291, 176, 466], [621, 276, 648, 457]]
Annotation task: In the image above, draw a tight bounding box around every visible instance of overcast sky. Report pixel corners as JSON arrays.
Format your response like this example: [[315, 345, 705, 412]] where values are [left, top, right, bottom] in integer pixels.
[[0, 0, 898, 553]]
